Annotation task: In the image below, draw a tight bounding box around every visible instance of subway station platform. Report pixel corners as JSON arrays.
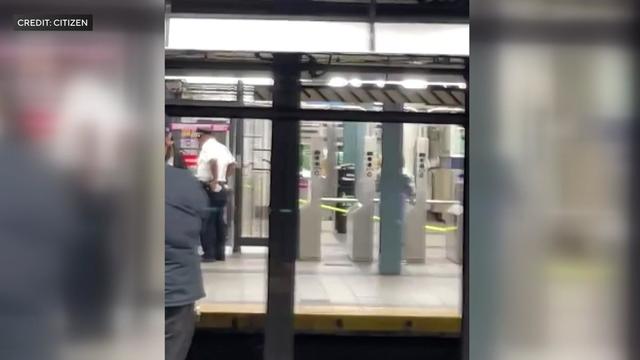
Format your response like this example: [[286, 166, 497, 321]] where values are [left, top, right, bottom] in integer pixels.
[[197, 221, 462, 335]]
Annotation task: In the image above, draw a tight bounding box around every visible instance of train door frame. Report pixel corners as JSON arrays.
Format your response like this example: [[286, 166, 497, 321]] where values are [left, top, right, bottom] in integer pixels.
[[165, 52, 469, 360], [230, 113, 272, 252]]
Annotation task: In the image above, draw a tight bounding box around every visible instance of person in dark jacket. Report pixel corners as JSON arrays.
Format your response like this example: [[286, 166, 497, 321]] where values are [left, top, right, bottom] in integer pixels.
[[165, 157, 208, 360], [0, 139, 75, 360]]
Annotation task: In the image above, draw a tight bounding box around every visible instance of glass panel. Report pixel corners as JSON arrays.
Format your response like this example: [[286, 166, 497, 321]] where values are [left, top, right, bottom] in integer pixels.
[[295, 120, 464, 335], [298, 71, 466, 114], [240, 119, 271, 238], [293, 65, 466, 343], [165, 52, 467, 358], [190, 118, 270, 310], [165, 60, 274, 346], [166, 112, 270, 338]]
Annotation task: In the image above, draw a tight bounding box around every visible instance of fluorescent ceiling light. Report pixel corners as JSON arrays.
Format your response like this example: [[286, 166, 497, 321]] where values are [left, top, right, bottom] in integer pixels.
[[349, 78, 363, 87], [240, 77, 275, 86], [400, 79, 429, 89], [427, 107, 465, 113], [167, 18, 468, 56], [165, 76, 273, 86], [166, 75, 466, 90], [375, 23, 469, 56], [428, 81, 467, 89], [167, 18, 370, 53], [389, 79, 466, 89], [328, 77, 349, 87]]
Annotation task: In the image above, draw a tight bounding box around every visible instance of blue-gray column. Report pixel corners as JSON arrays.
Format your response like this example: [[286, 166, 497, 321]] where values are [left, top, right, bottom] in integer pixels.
[[323, 123, 338, 198], [342, 122, 365, 176], [379, 122, 404, 275]]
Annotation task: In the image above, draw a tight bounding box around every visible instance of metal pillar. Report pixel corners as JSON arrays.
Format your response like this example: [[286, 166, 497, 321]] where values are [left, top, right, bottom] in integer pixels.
[[404, 136, 429, 263], [342, 122, 366, 173], [324, 122, 338, 199], [445, 181, 464, 264], [346, 135, 377, 262], [231, 82, 244, 254], [299, 135, 324, 260], [378, 122, 404, 275], [462, 57, 470, 360], [232, 117, 244, 254], [264, 53, 300, 360]]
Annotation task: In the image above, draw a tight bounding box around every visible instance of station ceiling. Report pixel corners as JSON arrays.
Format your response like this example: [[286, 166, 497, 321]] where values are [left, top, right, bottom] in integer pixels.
[[168, 0, 468, 22]]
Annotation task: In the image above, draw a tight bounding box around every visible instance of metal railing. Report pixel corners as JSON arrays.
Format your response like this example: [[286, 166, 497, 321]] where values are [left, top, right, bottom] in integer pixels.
[[299, 197, 461, 232]]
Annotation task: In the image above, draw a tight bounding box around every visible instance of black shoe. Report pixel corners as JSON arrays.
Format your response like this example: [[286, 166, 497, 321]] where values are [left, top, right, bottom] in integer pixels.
[[201, 256, 216, 263], [215, 256, 225, 261]]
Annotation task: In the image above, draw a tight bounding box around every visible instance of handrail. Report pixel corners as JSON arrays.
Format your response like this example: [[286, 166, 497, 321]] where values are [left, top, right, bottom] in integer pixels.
[[318, 197, 461, 205], [298, 198, 460, 233]]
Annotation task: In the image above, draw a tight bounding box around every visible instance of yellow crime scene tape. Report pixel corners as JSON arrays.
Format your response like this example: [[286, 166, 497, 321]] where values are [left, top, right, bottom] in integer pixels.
[[298, 199, 457, 233]]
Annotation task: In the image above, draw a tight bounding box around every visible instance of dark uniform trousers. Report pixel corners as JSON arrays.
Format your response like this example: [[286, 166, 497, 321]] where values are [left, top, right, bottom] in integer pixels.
[[200, 182, 228, 260], [165, 304, 196, 360]]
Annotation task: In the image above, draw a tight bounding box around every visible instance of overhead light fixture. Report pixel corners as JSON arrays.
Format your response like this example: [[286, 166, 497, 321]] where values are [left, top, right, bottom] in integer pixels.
[[164, 76, 273, 86], [165, 76, 210, 84], [349, 78, 362, 87], [428, 81, 467, 89], [328, 77, 349, 87], [427, 106, 465, 113], [241, 77, 275, 86], [375, 80, 386, 88], [400, 79, 429, 89]]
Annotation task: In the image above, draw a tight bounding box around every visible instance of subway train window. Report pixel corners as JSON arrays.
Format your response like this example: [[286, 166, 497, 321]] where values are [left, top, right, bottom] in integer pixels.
[[165, 112, 271, 327], [296, 120, 464, 332], [294, 67, 466, 331], [164, 50, 467, 359]]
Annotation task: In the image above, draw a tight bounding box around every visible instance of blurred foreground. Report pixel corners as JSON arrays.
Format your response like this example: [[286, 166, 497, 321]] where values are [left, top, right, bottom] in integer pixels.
[[469, 0, 637, 359], [0, 0, 637, 359], [0, 1, 164, 360]]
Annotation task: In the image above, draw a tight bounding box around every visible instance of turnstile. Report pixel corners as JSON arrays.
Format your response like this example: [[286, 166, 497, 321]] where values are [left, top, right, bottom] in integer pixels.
[[299, 136, 324, 260], [431, 168, 464, 214], [334, 164, 355, 234], [446, 180, 464, 264], [346, 135, 377, 262], [404, 137, 429, 263]]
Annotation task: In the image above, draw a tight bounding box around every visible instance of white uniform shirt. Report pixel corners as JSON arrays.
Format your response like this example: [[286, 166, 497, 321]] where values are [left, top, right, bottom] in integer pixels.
[[196, 137, 235, 185]]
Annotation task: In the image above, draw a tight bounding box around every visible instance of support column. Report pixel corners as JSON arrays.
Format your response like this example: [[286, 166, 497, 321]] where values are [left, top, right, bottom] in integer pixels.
[[323, 123, 338, 199], [379, 121, 405, 275], [231, 118, 243, 254], [231, 83, 244, 254], [264, 53, 300, 360], [342, 122, 366, 175]]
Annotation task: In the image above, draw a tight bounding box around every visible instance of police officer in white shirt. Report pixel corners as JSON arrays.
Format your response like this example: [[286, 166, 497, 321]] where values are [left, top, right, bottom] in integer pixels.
[[196, 128, 236, 262]]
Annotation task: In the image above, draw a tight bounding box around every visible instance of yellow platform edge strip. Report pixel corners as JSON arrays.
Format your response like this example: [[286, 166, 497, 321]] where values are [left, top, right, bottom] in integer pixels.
[[196, 304, 461, 335]]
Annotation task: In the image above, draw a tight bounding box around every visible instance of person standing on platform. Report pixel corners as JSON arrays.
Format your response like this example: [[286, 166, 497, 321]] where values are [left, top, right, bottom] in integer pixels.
[[165, 127, 187, 169], [195, 127, 236, 262], [165, 127, 208, 360], [165, 128, 175, 165]]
